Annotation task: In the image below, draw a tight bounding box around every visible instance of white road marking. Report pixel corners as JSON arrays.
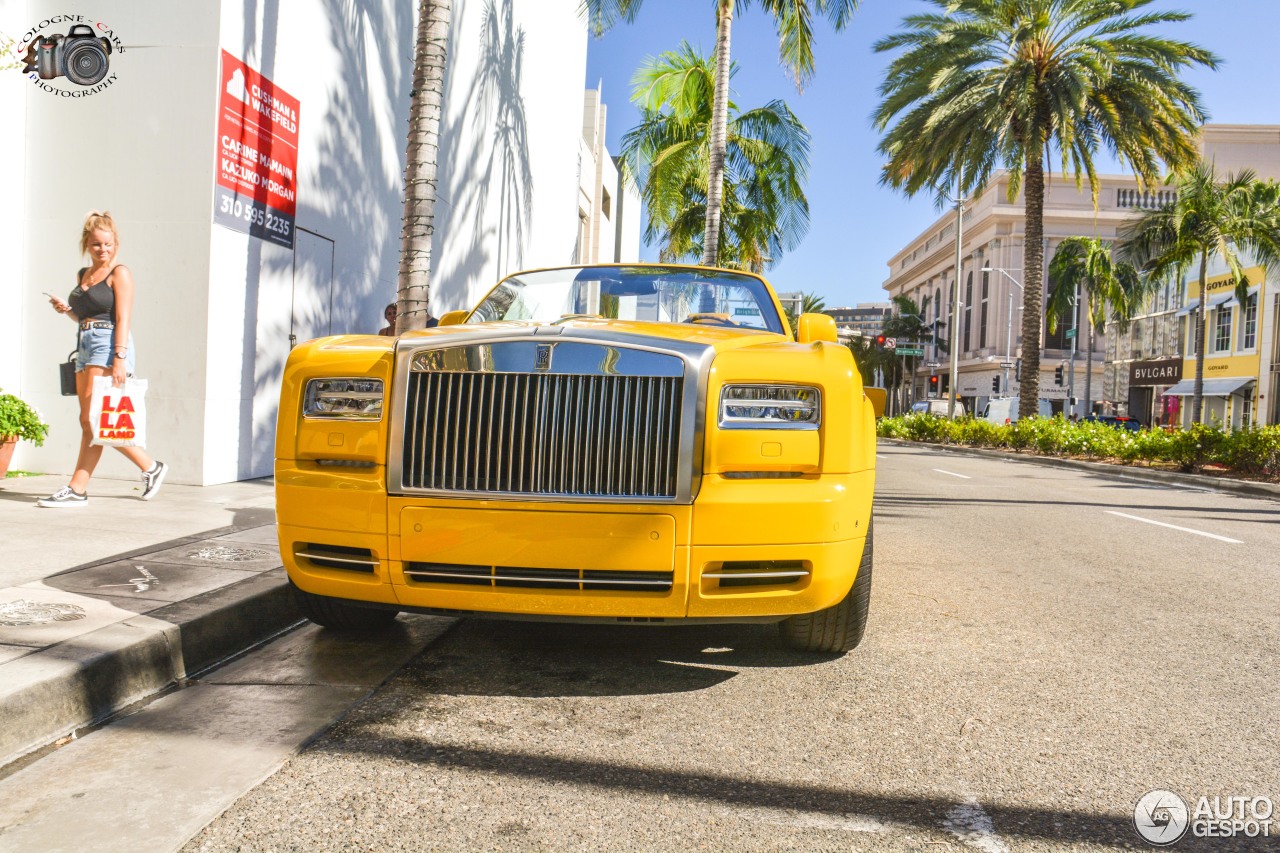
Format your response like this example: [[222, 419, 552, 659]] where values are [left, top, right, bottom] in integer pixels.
[[933, 468, 971, 479], [943, 798, 1009, 853], [1105, 510, 1243, 544], [876, 454, 887, 459]]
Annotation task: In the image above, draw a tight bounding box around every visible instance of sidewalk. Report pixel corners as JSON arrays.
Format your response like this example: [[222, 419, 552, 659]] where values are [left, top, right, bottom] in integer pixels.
[[0, 473, 300, 770]]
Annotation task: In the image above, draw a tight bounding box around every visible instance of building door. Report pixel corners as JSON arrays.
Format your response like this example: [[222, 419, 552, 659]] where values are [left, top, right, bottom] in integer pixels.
[[290, 227, 335, 346]]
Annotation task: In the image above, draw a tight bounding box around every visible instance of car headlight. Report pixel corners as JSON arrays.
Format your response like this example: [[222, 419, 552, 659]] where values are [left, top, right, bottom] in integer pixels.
[[303, 378, 384, 420], [719, 384, 821, 429]]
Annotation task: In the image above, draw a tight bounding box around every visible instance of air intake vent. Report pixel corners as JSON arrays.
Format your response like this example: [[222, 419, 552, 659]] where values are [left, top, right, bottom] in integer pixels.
[[703, 560, 809, 588], [295, 543, 378, 573], [405, 562, 673, 593], [401, 371, 683, 499]]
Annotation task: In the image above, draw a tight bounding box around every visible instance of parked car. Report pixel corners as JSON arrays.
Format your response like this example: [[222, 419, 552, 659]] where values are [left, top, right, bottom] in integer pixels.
[[910, 399, 967, 418], [981, 396, 1053, 424], [275, 264, 881, 653], [1081, 414, 1143, 431]]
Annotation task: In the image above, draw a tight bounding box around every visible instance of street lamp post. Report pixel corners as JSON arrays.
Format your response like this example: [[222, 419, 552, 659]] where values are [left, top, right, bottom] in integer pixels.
[[982, 265, 1024, 396], [946, 180, 964, 420]]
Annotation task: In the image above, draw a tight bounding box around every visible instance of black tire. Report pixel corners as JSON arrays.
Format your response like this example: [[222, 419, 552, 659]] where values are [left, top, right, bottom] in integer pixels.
[[290, 583, 400, 631], [779, 520, 873, 653]]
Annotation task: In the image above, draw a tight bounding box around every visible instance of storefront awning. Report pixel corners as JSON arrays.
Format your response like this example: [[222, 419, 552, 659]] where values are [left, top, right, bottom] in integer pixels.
[[1161, 376, 1254, 397], [1174, 291, 1234, 317], [1223, 285, 1261, 308]]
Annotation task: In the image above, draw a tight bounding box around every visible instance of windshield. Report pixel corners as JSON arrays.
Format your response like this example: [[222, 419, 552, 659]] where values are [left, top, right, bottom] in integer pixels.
[[466, 266, 786, 334]]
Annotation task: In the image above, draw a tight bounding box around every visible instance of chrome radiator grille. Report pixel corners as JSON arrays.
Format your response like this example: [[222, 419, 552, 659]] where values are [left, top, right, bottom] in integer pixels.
[[401, 371, 684, 498]]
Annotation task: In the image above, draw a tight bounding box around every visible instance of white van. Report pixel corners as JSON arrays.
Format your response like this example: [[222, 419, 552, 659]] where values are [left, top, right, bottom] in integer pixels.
[[982, 397, 1052, 424], [910, 399, 967, 418]]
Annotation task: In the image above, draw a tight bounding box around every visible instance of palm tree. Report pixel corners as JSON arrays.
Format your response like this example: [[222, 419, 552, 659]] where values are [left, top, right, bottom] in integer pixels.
[[585, 0, 859, 267], [873, 0, 1217, 421], [397, 1, 452, 332], [620, 43, 811, 272], [1118, 165, 1280, 423], [1045, 237, 1143, 418]]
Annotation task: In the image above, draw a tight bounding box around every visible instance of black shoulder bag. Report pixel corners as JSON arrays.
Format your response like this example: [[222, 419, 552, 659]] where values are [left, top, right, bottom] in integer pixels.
[[59, 269, 82, 396]]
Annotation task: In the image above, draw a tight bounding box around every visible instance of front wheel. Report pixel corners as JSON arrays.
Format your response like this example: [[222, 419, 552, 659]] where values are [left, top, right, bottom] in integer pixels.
[[290, 582, 400, 631], [778, 520, 873, 653]]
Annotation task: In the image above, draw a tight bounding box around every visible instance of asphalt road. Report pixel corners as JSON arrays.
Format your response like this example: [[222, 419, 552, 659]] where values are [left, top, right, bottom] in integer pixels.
[[181, 444, 1280, 852]]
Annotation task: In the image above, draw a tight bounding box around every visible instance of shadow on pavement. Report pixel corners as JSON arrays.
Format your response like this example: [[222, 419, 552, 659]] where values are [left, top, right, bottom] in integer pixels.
[[389, 619, 841, 698]]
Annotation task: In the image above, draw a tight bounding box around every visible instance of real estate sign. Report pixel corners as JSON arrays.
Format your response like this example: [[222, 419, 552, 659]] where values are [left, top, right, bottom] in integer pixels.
[[213, 50, 299, 249]]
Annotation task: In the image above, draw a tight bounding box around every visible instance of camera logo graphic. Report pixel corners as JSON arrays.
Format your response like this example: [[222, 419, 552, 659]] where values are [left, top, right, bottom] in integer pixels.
[[1134, 789, 1190, 846], [22, 24, 112, 86]]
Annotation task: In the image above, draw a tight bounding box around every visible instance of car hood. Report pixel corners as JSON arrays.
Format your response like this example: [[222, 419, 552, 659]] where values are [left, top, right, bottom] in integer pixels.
[[399, 318, 789, 353]]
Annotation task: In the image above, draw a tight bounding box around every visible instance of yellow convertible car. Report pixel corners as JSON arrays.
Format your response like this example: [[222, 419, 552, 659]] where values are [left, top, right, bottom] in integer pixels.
[[274, 264, 879, 652]]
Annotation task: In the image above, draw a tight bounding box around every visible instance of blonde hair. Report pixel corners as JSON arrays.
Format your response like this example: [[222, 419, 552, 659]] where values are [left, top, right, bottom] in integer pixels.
[[80, 210, 119, 257]]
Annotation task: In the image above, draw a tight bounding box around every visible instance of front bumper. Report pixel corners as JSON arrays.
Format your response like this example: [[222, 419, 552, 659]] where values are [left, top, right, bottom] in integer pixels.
[[276, 464, 874, 621]]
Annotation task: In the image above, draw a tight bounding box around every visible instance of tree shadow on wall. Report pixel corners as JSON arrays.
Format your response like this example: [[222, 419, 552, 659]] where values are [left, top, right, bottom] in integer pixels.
[[432, 0, 533, 309], [238, 0, 415, 477], [477, 0, 533, 283]]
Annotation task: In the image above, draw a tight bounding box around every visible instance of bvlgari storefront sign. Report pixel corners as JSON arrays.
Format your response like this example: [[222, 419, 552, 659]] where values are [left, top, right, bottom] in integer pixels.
[[1129, 358, 1182, 386]]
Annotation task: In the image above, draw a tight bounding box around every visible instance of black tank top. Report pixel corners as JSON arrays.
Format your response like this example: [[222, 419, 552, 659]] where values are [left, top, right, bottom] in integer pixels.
[[68, 267, 117, 323]]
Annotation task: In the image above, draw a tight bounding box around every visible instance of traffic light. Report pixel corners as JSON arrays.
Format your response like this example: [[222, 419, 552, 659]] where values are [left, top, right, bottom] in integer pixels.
[[874, 333, 887, 349], [992, 377, 1000, 392], [1054, 365, 1065, 386], [941, 373, 949, 393], [929, 374, 939, 396]]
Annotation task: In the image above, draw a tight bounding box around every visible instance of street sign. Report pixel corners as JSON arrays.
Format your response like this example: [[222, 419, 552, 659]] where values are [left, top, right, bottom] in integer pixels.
[[895, 347, 924, 356], [999, 361, 1015, 368], [925, 361, 941, 368], [883, 337, 897, 350], [1065, 328, 1077, 339]]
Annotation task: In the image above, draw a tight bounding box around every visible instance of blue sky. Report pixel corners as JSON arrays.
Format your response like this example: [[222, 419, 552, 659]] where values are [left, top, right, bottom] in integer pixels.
[[584, 0, 1280, 308]]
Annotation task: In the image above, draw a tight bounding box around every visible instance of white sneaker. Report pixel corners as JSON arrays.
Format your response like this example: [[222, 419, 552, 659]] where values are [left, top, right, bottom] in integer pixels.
[[141, 461, 168, 501], [37, 486, 88, 508]]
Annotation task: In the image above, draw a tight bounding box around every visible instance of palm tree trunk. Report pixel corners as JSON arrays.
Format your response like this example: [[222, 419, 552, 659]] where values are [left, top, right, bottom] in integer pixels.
[[1017, 153, 1046, 420], [701, 0, 733, 267], [1192, 250, 1208, 423], [398, 0, 451, 332]]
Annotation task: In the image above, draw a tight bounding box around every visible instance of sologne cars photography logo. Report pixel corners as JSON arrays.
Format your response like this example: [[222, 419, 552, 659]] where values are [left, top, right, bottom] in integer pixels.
[[1135, 789, 1275, 845], [14, 14, 124, 96]]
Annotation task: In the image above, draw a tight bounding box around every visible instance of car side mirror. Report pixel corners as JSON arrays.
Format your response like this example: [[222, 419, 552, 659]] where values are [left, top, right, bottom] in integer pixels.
[[864, 387, 887, 418], [438, 310, 469, 326], [795, 313, 838, 343]]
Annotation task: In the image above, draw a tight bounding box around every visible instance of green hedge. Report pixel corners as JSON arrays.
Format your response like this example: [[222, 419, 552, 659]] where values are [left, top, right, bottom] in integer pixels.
[[877, 414, 1280, 477]]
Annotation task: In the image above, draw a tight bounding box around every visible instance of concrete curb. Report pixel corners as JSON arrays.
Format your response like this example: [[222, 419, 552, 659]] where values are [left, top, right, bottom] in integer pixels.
[[881, 438, 1280, 502], [0, 568, 300, 772]]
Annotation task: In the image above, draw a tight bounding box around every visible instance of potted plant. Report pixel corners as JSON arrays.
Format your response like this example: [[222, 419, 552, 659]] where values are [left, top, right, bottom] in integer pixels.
[[0, 388, 50, 478]]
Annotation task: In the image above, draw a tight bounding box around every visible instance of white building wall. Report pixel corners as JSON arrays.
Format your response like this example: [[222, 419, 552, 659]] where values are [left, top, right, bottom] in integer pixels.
[[206, 0, 414, 482], [6, 0, 619, 484], [430, 0, 588, 313], [8, 0, 222, 483]]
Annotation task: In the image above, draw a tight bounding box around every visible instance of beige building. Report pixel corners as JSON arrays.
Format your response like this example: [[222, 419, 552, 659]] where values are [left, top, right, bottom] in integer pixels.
[[883, 125, 1280, 422], [1107, 126, 1280, 428]]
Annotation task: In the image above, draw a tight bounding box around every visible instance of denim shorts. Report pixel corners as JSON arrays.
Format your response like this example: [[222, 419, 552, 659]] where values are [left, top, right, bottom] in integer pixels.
[[77, 326, 136, 375]]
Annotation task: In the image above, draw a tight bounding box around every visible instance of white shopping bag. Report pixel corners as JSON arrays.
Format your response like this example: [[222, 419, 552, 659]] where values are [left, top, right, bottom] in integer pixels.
[[89, 375, 148, 448]]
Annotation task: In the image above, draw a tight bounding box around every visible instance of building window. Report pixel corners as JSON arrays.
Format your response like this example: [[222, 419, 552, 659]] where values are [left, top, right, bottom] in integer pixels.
[[1213, 307, 1232, 353], [963, 271, 973, 352], [979, 268, 989, 349], [601, 188, 612, 219], [1240, 293, 1257, 350]]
